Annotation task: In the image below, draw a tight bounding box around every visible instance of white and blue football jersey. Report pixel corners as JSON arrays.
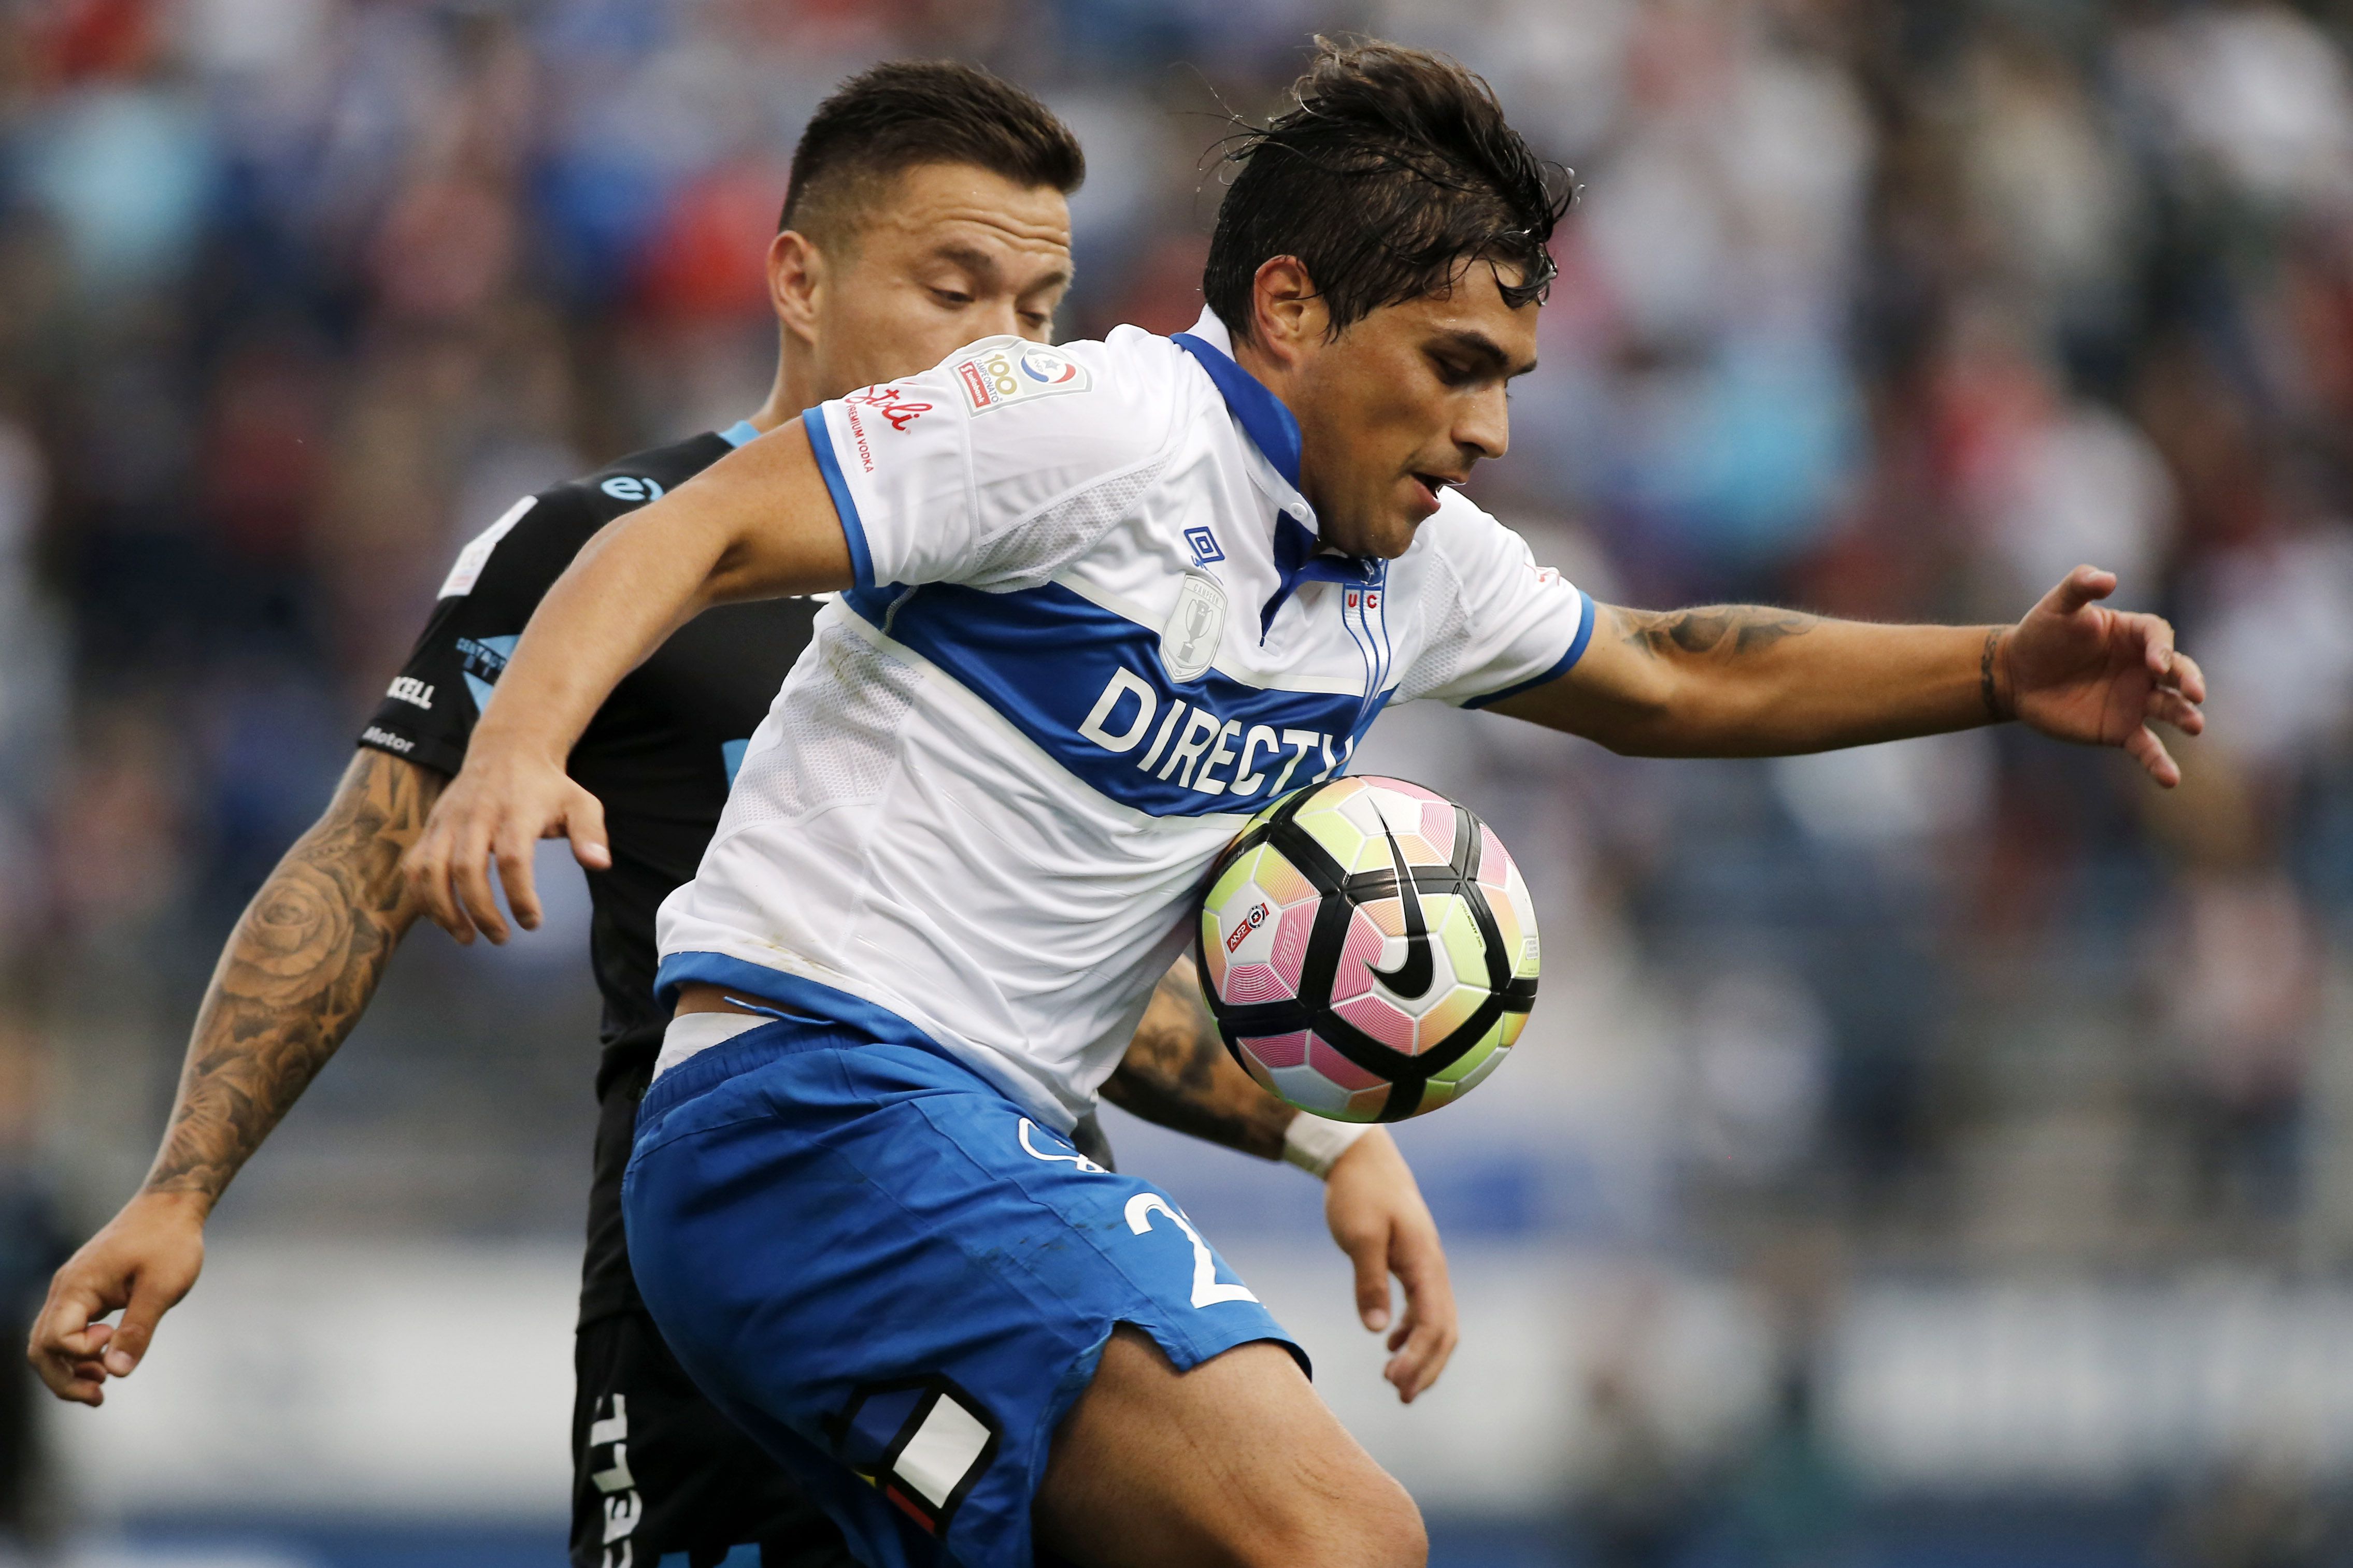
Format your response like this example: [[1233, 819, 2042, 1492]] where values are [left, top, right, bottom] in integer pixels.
[[652, 309, 1594, 1125]]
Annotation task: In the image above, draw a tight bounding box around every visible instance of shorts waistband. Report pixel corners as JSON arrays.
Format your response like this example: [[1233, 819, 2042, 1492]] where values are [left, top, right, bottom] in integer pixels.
[[642, 960, 964, 1123], [637, 1010, 1022, 1129], [638, 1018, 861, 1124]]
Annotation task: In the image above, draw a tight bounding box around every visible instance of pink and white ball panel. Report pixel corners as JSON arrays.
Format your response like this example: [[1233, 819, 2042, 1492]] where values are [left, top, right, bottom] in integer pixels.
[[1195, 775, 1541, 1123]]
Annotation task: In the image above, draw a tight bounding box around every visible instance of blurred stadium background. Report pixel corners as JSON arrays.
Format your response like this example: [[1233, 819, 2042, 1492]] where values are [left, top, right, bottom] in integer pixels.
[[4, 0, 2352, 1562]]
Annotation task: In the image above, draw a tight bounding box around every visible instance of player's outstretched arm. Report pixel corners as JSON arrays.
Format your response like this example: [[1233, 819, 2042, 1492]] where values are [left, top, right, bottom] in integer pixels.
[[1103, 960, 1459, 1402], [404, 422, 853, 944], [28, 748, 440, 1406], [1498, 565, 2206, 785]]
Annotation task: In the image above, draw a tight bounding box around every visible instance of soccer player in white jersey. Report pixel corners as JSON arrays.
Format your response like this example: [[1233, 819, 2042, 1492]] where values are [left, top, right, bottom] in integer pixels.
[[33, 59, 1460, 1568], [406, 39, 2206, 1568]]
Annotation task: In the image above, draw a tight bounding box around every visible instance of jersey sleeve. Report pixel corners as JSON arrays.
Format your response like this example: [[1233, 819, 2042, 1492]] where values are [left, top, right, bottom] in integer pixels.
[[1400, 494, 1596, 709], [355, 488, 594, 776], [802, 335, 1171, 592]]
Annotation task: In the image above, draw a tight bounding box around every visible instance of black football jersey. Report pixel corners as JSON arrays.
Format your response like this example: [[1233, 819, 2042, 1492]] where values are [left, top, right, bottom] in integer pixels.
[[359, 425, 817, 1321]]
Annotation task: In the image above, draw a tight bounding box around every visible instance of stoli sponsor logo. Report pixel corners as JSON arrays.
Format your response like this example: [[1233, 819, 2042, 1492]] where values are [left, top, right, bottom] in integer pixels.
[[844, 385, 931, 431]]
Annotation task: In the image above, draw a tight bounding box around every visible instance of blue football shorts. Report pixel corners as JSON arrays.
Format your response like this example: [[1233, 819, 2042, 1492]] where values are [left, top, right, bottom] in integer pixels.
[[623, 1009, 1304, 1568]]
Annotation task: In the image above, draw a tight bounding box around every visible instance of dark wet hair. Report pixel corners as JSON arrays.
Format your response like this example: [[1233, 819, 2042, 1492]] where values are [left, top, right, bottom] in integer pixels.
[[1203, 38, 1572, 341], [782, 61, 1085, 247]]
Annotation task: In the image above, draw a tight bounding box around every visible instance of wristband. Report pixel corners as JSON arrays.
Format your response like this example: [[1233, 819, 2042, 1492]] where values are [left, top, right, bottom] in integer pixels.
[[1282, 1114, 1372, 1178]]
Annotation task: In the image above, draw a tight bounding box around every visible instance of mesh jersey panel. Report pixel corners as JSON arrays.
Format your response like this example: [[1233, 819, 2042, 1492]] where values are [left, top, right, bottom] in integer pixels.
[[964, 463, 1165, 593], [731, 621, 923, 824], [1395, 547, 1474, 703]]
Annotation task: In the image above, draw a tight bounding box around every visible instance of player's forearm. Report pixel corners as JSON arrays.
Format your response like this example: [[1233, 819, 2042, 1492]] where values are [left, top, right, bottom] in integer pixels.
[[141, 751, 439, 1212], [1525, 605, 2000, 757], [1101, 961, 1294, 1160], [473, 420, 852, 766]]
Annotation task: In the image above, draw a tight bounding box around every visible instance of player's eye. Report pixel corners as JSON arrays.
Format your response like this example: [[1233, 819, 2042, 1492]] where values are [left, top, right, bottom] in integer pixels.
[[1428, 352, 1478, 388], [931, 288, 975, 309]]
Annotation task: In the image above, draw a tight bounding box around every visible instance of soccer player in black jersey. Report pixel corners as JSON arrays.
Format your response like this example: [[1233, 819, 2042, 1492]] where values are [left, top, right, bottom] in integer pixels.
[[31, 63, 1461, 1568]]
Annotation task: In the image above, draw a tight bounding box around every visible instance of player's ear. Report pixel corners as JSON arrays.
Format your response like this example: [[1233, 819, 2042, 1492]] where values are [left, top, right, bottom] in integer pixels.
[[1248, 256, 1328, 369], [769, 229, 824, 346]]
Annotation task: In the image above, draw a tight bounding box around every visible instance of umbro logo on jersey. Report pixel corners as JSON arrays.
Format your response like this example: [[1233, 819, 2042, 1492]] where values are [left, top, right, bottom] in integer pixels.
[[1184, 526, 1224, 566], [952, 338, 1092, 414]]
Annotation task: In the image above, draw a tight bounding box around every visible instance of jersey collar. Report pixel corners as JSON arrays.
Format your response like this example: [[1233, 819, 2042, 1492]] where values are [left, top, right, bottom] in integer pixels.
[[1172, 309, 1381, 637], [1172, 310, 1302, 490]]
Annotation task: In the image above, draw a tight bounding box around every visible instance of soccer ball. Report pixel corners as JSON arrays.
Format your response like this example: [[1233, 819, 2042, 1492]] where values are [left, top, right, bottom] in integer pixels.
[[1194, 776, 1539, 1123]]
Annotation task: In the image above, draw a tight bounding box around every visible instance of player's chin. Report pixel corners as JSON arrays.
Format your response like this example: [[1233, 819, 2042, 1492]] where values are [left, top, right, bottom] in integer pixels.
[[1364, 488, 1438, 557]]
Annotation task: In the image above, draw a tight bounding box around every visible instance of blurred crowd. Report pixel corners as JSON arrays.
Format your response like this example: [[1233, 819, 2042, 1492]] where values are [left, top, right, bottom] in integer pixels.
[[2, 0, 2352, 1554]]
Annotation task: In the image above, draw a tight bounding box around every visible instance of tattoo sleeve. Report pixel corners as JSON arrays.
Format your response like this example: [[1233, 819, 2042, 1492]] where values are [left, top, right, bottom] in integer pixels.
[[1613, 603, 1819, 659], [142, 749, 443, 1205], [1100, 958, 1295, 1161]]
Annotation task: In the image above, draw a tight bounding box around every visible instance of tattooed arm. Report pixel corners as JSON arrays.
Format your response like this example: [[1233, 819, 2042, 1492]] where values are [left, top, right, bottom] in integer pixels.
[[1488, 596, 1994, 757], [1494, 570, 2203, 782], [28, 748, 440, 1404], [1101, 958, 1295, 1159]]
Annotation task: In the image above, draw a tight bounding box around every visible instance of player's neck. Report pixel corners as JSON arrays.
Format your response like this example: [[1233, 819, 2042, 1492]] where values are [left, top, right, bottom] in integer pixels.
[[1228, 337, 1293, 407], [748, 333, 819, 436]]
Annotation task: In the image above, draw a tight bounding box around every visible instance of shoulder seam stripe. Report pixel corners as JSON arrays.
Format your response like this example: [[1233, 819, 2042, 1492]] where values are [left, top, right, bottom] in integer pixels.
[[802, 407, 873, 589], [1461, 589, 1596, 710]]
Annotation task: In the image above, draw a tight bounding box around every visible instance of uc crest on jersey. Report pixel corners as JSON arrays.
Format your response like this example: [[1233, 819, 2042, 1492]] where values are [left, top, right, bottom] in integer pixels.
[[1161, 574, 1227, 683]]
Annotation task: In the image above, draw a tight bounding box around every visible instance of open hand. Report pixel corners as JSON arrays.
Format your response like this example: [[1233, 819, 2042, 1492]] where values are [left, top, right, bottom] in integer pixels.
[[29, 1191, 206, 1406], [1997, 565, 2207, 786], [1323, 1129, 1457, 1402], [402, 742, 610, 944]]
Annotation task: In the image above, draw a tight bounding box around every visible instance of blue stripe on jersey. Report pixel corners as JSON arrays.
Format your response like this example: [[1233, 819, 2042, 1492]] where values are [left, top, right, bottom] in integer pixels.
[[718, 419, 761, 449], [849, 581, 1388, 818], [801, 406, 874, 589], [1462, 588, 1599, 709]]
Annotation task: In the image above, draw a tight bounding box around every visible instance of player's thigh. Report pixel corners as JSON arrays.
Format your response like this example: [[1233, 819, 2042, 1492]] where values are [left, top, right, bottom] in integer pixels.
[[1035, 1327, 1425, 1568]]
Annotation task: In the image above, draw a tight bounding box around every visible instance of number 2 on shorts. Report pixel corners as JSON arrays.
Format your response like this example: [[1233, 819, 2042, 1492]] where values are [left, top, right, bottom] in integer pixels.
[[1124, 1193, 1260, 1309]]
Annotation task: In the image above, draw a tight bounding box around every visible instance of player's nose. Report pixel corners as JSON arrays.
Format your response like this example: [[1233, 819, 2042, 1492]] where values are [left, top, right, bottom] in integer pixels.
[[1456, 385, 1509, 464]]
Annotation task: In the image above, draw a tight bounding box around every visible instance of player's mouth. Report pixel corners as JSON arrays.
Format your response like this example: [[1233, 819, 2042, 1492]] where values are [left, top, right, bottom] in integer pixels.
[[1407, 472, 1452, 516]]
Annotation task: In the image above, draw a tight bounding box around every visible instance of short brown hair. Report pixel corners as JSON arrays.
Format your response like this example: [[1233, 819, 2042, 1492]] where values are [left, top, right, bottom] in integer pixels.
[[1204, 39, 1570, 342], [782, 61, 1086, 249]]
